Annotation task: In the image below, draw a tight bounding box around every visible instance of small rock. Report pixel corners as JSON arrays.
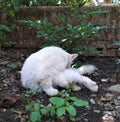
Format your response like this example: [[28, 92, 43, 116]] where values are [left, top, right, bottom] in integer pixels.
[[108, 84, 120, 93], [117, 96, 120, 100], [0, 61, 10, 66], [105, 93, 114, 98], [3, 109, 6, 112], [103, 111, 112, 115], [104, 103, 114, 111], [89, 98, 96, 104], [115, 106, 120, 112], [93, 110, 101, 113], [90, 94, 97, 97], [114, 99, 120, 106], [102, 115, 115, 122], [112, 111, 117, 117], [105, 93, 114, 101]]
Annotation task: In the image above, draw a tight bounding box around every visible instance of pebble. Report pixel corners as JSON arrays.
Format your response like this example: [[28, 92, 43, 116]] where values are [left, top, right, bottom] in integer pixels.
[[115, 106, 120, 112], [117, 96, 120, 99], [90, 94, 97, 97], [0, 61, 10, 66], [104, 103, 114, 111], [103, 111, 112, 115], [89, 98, 96, 104], [3, 109, 6, 112], [102, 114, 115, 122], [108, 84, 120, 93], [105, 93, 114, 98], [93, 110, 101, 113]]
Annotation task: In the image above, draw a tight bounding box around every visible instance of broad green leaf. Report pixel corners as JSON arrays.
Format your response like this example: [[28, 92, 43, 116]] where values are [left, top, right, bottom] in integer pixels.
[[26, 104, 33, 112], [2, 25, 11, 32], [69, 97, 77, 101], [7, 63, 17, 69], [74, 99, 89, 107], [50, 107, 56, 117], [34, 103, 40, 111], [49, 97, 64, 107], [30, 111, 41, 122], [41, 108, 49, 115], [70, 115, 76, 121], [66, 105, 76, 116], [57, 107, 66, 117]]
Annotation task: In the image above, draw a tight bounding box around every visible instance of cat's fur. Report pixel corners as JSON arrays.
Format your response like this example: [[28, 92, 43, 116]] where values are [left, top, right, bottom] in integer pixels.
[[56, 65, 98, 92], [21, 46, 98, 96], [21, 46, 78, 96]]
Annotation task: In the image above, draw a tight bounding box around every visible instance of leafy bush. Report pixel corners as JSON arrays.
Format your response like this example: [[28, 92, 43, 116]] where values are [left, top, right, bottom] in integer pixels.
[[19, 2, 108, 56], [0, 0, 21, 16]]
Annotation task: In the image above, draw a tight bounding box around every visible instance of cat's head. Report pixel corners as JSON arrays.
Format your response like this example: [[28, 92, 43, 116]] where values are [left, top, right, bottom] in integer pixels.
[[67, 54, 78, 68]]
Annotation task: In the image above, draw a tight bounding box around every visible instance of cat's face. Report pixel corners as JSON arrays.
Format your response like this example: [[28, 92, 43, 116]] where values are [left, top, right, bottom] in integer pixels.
[[67, 54, 78, 68]]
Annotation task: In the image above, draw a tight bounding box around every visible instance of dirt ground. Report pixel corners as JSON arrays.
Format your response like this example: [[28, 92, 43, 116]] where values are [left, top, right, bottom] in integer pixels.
[[0, 48, 120, 122]]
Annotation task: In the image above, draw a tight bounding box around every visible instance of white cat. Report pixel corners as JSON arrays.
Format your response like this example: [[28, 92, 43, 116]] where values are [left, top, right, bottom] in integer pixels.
[[21, 46, 78, 96], [56, 65, 98, 92]]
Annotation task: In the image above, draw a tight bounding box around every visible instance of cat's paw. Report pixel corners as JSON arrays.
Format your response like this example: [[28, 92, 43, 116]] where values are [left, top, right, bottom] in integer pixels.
[[83, 81, 98, 92], [88, 83, 98, 92], [44, 87, 58, 96]]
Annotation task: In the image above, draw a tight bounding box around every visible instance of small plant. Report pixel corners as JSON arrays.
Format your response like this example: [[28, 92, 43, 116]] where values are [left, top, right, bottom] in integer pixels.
[[15, 90, 37, 98], [48, 95, 88, 121], [26, 102, 41, 122], [26, 89, 89, 122]]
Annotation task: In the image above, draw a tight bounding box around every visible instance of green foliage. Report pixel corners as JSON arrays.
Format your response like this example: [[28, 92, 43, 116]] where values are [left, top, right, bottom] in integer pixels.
[[19, 3, 108, 56], [26, 89, 88, 122], [48, 95, 88, 120], [0, 24, 11, 49], [0, 24, 11, 39], [20, 0, 60, 6], [0, 0, 21, 16], [26, 102, 41, 122], [15, 90, 38, 99]]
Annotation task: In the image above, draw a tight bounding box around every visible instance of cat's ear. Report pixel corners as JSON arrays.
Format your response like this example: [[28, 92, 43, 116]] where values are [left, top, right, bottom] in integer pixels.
[[69, 54, 78, 62]]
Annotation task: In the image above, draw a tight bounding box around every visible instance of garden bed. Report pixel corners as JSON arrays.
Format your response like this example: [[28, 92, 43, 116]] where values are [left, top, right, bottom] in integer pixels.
[[1, 4, 120, 56], [0, 48, 120, 122]]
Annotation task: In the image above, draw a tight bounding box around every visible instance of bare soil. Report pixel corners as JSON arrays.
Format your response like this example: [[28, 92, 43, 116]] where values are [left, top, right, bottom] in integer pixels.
[[0, 48, 120, 122]]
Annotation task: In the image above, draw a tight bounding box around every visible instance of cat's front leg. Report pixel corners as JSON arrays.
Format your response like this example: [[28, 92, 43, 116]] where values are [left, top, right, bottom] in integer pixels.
[[43, 87, 58, 96], [40, 79, 58, 96]]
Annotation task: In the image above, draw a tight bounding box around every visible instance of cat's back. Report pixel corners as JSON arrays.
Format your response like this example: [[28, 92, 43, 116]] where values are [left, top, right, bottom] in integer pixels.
[[24, 46, 69, 65], [37, 46, 69, 56]]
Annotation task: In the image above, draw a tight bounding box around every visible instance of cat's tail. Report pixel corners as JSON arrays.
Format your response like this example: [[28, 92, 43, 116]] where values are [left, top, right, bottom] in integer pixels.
[[78, 64, 97, 75]]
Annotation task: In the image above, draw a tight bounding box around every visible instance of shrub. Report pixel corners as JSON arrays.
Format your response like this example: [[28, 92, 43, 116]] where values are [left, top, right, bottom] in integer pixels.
[[19, 1, 109, 56]]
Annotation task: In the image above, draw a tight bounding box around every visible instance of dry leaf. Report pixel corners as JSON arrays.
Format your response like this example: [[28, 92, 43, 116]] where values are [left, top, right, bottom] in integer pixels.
[[101, 78, 109, 82], [0, 95, 20, 108], [13, 110, 25, 115]]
